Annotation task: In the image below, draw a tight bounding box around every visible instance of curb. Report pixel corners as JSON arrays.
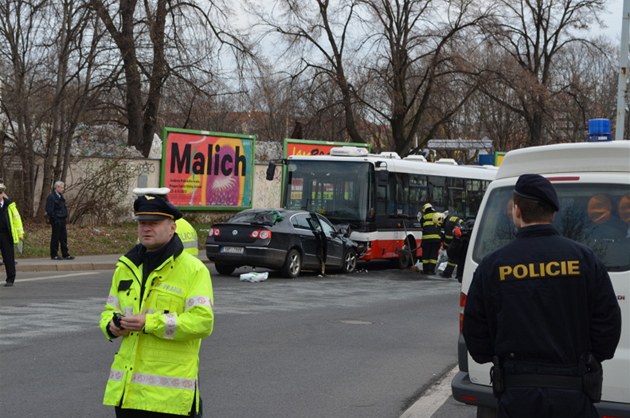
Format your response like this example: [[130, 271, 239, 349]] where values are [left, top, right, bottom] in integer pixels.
[[16, 262, 116, 273]]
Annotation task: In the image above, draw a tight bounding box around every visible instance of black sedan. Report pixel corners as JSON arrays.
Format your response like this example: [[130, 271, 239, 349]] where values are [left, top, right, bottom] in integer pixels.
[[205, 208, 360, 278]]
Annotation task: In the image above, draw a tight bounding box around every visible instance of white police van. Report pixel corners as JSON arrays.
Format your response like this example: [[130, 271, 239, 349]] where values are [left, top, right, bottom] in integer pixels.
[[451, 141, 630, 417]]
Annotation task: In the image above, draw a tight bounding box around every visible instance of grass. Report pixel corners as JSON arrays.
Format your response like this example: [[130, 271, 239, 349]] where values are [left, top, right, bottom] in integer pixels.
[[18, 222, 209, 258]]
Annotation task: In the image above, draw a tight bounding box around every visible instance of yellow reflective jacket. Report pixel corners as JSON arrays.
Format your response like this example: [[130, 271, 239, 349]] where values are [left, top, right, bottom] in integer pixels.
[[6, 200, 24, 244], [421, 211, 442, 241], [176, 218, 199, 256], [99, 237, 214, 415]]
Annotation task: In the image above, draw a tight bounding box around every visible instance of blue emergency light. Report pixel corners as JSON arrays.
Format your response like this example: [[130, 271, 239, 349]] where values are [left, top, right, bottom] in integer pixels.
[[587, 118, 612, 142]]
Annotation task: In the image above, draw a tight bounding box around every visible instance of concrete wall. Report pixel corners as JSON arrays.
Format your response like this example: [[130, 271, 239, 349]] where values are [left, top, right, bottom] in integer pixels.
[[31, 158, 280, 223]]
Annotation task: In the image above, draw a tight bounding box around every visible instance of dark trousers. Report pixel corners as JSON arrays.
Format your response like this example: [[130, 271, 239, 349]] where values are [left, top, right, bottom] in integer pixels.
[[498, 387, 598, 418], [421, 240, 441, 274], [50, 218, 69, 258], [115, 397, 200, 417], [0, 230, 16, 284], [115, 408, 190, 418]]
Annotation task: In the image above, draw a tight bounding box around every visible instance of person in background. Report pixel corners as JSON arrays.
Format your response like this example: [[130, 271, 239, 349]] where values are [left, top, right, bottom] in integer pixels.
[[463, 174, 621, 418], [132, 188, 199, 256], [45, 180, 74, 260], [0, 182, 25, 287], [440, 213, 464, 278], [419, 203, 442, 274], [99, 194, 213, 417], [448, 219, 475, 282]]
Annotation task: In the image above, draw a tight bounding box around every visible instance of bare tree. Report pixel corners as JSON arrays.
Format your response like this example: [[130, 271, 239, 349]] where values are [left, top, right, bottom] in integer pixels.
[[247, 0, 365, 143], [90, 0, 252, 157], [356, 0, 493, 156], [478, 0, 606, 146], [0, 0, 54, 216], [37, 0, 108, 218]]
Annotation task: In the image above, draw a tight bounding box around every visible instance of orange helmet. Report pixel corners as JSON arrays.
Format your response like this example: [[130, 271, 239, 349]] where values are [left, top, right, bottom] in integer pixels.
[[587, 194, 612, 225]]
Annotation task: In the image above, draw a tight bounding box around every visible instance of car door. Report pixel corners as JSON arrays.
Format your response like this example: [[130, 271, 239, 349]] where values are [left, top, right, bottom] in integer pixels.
[[316, 215, 344, 269], [290, 213, 319, 268]]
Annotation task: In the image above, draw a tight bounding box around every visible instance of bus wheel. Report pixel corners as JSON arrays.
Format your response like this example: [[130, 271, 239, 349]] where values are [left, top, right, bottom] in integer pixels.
[[281, 249, 302, 278], [397, 237, 415, 269]]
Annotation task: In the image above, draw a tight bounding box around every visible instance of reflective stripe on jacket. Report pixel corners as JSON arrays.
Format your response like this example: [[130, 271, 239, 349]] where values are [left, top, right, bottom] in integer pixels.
[[100, 248, 214, 415], [421, 212, 441, 241], [176, 218, 199, 256]]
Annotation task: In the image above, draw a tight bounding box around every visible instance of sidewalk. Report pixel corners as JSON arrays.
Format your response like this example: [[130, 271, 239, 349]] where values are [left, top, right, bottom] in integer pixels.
[[13, 253, 210, 273], [13, 254, 122, 273]]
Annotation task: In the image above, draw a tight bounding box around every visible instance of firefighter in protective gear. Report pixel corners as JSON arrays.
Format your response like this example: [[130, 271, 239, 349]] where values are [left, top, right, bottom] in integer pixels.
[[132, 188, 199, 256], [447, 219, 474, 282], [100, 194, 213, 417], [463, 174, 621, 418], [440, 214, 464, 278], [420, 203, 442, 274]]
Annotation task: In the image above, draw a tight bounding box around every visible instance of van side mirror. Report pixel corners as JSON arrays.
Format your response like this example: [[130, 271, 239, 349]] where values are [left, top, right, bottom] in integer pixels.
[[266, 162, 276, 181]]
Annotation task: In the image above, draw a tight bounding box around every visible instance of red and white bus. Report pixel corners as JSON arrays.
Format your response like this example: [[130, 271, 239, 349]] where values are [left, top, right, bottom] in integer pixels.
[[276, 147, 497, 267]]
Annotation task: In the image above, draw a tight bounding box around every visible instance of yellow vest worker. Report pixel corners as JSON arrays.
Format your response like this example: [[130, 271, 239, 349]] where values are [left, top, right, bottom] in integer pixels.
[[100, 194, 214, 416], [176, 218, 199, 256]]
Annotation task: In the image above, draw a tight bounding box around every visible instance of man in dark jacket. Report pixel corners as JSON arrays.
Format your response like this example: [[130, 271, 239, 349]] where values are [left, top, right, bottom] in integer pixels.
[[45, 181, 74, 260], [463, 174, 621, 418]]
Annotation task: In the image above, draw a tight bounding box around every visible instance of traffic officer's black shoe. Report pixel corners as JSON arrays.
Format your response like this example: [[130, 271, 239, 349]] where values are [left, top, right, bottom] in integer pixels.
[[52, 256, 62, 260], [4, 282, 14, 287], [63, 255, 75, 260]]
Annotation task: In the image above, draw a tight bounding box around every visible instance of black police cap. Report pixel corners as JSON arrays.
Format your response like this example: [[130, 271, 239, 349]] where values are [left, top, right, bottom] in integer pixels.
[[132, 194, 183, 221], [514, 174, 559, 211]]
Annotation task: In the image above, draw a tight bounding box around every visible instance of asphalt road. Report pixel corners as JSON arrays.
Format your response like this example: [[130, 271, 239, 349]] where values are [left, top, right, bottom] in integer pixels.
[[0, 262, 478, 418]]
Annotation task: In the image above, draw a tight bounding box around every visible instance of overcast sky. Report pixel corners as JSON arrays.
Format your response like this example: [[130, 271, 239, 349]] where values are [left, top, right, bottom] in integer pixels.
[[603, 0, 625, 41]]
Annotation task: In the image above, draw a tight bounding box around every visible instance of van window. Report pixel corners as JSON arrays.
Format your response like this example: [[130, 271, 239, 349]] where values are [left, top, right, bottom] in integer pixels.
[[472, 184, 630, 271]]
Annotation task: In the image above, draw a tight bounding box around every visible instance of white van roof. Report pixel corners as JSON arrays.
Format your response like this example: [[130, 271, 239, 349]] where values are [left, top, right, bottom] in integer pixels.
[[496, 141, 630, 180]]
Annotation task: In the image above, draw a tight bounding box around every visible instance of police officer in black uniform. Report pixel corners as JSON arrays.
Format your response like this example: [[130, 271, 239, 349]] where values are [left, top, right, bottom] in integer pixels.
[[463, 174, 621, 418]]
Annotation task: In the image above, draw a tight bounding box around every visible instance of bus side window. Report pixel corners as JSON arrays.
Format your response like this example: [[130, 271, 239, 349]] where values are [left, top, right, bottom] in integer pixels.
[[428, 176, 446, 210]]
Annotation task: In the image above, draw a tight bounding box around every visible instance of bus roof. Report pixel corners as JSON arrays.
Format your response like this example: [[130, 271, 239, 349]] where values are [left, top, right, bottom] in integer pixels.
[[288, 153, 498, 181], [496, 141, 630, 180]]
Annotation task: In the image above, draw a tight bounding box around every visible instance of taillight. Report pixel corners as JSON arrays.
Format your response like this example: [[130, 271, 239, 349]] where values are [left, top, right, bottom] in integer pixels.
[[208, 228, 220, 237], [459, 292, 467, 333], [250, 230, 272, 239]]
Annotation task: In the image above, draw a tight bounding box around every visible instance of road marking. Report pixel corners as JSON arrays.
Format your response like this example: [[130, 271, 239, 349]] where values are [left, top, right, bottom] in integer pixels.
[[16, 272, 100, 282], [399, 365, 458, 418]]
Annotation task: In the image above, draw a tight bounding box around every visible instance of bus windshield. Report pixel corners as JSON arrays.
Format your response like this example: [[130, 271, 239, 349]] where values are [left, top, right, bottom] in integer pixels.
[[284, 160, 372, 225]]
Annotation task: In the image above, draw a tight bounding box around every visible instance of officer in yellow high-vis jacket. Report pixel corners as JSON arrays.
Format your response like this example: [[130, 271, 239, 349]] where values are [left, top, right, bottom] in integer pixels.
[[0, 181, 24, 287], [100, 194, 213, 417]]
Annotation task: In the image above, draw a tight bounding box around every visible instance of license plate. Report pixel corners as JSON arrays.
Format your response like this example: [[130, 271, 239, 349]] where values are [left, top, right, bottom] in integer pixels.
[[221, 246, 244, 254]]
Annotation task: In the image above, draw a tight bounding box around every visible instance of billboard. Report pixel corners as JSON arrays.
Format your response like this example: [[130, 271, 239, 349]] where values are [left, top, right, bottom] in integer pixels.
[[283, 138, 371, 157], [162, 128, 255, 210]]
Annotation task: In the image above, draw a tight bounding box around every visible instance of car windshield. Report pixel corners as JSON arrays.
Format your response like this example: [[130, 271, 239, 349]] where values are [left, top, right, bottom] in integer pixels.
[[472, 183, 630, 271], [228, 210, 284, 226]]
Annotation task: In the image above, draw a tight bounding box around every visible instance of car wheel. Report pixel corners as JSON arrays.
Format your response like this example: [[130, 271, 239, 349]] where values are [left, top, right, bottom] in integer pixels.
[[341, 249, 357, 273], [214, 263, 236, 276], [281, 249, 301, 278]]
